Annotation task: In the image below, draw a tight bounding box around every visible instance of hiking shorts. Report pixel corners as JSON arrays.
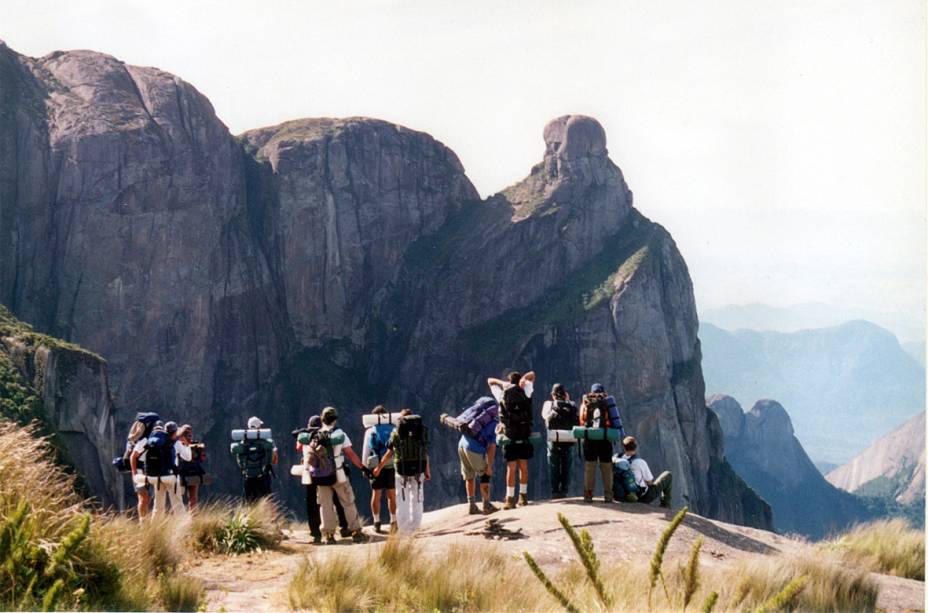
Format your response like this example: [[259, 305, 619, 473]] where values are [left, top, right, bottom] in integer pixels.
[[458, 447, 488, 480], [503, 440, 534, 462], [370, 467, 396, 490]]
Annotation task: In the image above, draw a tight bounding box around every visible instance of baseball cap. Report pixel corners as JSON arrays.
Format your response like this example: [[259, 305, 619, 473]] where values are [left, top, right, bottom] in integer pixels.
[[307, 415, 322, 430], [591, 383, 605, 393], [164, 421, 178, 435], [247, 416, 264, 429]]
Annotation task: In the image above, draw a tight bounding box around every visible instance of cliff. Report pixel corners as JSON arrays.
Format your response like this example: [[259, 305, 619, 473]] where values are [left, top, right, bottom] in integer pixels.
[[0, 305, 121, 507], [0, 41, 768, 528], [708, 394, 891, 539], [827, 411, 925, 505]]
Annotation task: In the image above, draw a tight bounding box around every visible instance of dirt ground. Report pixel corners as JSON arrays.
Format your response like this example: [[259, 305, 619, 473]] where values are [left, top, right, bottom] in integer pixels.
[[193, 498, 926, 612]]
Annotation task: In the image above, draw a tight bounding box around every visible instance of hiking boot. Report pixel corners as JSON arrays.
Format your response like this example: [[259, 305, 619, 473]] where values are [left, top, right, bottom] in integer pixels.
[[583, 490, 593, 503], [340, 527, 353, 539], [604, 493, 614, 504], [468, 501, 481, 515], [482, 500, 499, 515], [390, 521, 398, 534], [312, 534, 322, 545], [352, 530, 369, 543], [659, 498, 671, 509], [374, 521, 382, 534], [324, 533, 337, 545], [625, 493, 638, 503], [503, 496, 517, 510], [518, 493, 529, 507]]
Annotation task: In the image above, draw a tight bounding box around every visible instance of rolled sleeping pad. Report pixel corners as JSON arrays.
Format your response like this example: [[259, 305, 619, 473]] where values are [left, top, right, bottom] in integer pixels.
[[361, 413, 402, 428], [181, 474, 216, 487], [230, 428, 273, 441], [132, 473, 178, 487], [572, 426, 620, 442], [497, 432, 543, 447], [614, 457, 631, 471], [296, 431, 345, 446], [547, 429, 579, 443], [290, 465, 304, 477]]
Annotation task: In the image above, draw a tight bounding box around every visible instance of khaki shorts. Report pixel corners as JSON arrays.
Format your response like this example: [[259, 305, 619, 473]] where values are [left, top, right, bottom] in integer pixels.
[[458, 447, 488, 480]]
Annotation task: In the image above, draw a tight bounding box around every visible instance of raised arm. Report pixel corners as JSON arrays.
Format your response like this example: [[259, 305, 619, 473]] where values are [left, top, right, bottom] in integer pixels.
[[520, 371, 536, 384], [487, 377, 506, 388]]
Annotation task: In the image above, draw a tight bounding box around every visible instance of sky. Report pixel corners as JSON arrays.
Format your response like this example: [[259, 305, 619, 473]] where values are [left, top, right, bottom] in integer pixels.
[[3, 0, 926, 340]]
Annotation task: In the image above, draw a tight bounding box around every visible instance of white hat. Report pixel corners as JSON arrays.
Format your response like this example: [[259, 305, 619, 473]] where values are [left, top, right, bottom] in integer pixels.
[[247, 416, 264, 429]]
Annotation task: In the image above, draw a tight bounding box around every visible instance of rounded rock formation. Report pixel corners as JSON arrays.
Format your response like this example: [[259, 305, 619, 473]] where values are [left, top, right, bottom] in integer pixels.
[[543, 114, 607, 159]]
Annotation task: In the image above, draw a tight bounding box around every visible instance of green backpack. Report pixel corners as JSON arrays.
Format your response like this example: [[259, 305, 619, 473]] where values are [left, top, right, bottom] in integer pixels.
[[232, 438, 275, 478]]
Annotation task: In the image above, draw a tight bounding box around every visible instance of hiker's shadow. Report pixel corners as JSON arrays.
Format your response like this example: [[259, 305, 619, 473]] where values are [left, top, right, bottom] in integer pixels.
[[556, 498, 778, 555]]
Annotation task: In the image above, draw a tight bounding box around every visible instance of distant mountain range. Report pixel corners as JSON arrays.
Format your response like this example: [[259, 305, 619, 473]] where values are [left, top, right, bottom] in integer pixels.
[[701, 302, 925, 346], [708, 395, 888, 539], [699, 320, 925, 464], [827, 411, 925, 505]]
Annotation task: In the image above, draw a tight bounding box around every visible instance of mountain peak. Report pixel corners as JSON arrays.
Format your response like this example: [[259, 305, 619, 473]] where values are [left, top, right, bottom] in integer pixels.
[[542, 114, 607, 159]]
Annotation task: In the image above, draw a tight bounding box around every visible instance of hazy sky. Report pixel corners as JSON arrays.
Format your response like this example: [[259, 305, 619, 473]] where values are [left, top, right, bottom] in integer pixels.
[[4, 0, 926, 338]]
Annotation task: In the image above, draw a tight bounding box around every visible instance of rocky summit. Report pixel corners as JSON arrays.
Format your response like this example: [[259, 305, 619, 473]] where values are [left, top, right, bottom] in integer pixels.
[[0, 41, 769, 528]]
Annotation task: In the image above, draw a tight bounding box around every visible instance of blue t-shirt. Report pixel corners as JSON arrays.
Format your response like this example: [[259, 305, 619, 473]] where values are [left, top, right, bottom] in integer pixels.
[[459, 419, 498, 454]]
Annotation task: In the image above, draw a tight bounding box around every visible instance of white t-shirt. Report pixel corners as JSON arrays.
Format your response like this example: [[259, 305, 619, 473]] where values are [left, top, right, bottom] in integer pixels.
[[132, 438, 147, 463], [323, 426, 352, 469], [624, 454, 654, 489], [490, 381, 534, 403], [175, 440, 192, 465]]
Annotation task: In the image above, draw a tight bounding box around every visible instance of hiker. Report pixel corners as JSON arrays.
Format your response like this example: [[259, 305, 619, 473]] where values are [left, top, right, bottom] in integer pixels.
[[454, 399, 500, 515], [373, 409, 430, 534], [123, 412, 160, 520], [542, 383, 579, 499], [488, 370, 536, 509], [176, 424, 206, 510], [296, 415, 350, 543], [362, 405, 397, 533], [579, 383, 626, 503], [139, 422, 187, 518], [230, 416, 278, 502], [317, 407, 368, 543], [618, 436, 672, 508]]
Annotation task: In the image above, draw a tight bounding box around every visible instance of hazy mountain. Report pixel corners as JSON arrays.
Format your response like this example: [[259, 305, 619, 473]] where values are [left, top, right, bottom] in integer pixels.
[[826, 411, 925, 506], [700, 321, 925, 464], [701, 303, 924, 344], [0, 42, 769, 528], [902, 341, 925, 369], [709, 395, 889, 539]]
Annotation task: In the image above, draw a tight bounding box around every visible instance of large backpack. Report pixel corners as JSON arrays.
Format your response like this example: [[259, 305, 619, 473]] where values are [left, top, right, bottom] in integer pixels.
[[583, 393, 614, 429], [548, 399, 579, 431], [456, 397, 500, 438], [306, 431, 337, 483], [178, 442, 206, 479], [144, 430, 175, 478], [239, 438, 274, 479], [612, 455, 642, 501], [367, 423, 395, 468], [393, 416, 428, 478], [113, 412, 162, 472], [500, 384, 533, 440]]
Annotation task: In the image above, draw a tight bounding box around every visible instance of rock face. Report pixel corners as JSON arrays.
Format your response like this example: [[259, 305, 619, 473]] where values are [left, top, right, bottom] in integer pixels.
[[708, 394, 891, 539], [0, 306, 121, 507], [700, 321, 925, 464], [826, 411, 925, 505], [0, 42, 769, 528]]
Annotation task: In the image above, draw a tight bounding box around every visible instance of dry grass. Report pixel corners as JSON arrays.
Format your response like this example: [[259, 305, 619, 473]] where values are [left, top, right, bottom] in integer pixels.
[[189, 498, 285, 555], [288, 537, 553, 612], [825, 518, 925, 580], [160, 573, 206, 612]]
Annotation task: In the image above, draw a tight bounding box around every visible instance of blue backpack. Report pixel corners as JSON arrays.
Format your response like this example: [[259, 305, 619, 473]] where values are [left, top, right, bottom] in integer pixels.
[[370, 423, 394, 459], [144, 430, 176, 477]]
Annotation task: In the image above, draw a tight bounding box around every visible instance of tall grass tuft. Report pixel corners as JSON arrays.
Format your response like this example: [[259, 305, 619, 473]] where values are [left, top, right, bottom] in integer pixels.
[[189, 498, 285, 555], [557, 513, 612, 607], [160, 574, 206, 612], [699, 590, 718, 613], [681, 536, 703, 609], [827, 518, 925, 580], [524, 552, 579, 613], [649, 506, 688, 606], [753, 575, 808, 613]]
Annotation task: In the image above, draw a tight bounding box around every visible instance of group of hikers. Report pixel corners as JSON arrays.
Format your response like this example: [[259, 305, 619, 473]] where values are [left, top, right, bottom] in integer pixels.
[[114, 370, 673, 543]]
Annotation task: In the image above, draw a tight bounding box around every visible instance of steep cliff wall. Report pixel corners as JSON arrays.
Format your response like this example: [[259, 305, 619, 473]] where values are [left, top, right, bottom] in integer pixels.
[[0, 306, 121, 507], [0, 42, 768, 528]]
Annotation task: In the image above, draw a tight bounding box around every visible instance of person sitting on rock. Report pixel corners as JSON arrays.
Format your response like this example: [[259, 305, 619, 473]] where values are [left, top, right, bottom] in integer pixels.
[[621, 436, 672, 508], [542, 383, 578, 499], [318, 407, 369, 543], [488, 370, 536, 509]]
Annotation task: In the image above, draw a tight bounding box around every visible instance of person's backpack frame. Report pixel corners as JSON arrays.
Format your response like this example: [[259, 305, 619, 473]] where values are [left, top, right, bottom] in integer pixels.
[[393, 415, 428, 498], [499, 384, 533, 441]]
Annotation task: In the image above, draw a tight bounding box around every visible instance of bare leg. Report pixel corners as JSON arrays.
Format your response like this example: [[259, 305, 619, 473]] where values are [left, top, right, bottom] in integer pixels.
[[371, 489, 381, 524], [137, 487, 150, 521]]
